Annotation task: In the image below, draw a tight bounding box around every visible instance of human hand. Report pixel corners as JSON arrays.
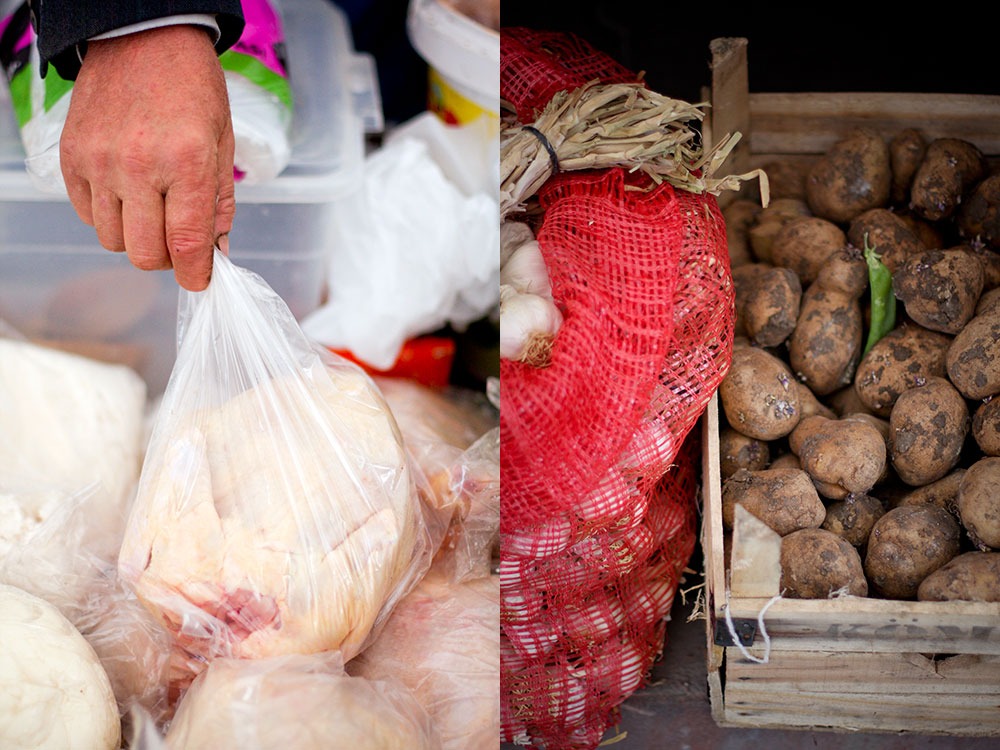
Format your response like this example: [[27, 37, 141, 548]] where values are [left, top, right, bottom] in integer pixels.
[[60, 24, 236, 291]]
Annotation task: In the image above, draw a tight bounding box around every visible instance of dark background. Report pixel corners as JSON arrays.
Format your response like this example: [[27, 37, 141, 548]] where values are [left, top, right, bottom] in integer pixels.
[[499, 1, 999, 104]]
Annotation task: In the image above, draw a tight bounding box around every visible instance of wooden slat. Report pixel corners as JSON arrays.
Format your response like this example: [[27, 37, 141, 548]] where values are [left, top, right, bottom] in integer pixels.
[[723, 596, 1000, 655], [708, 38, 750, 207], [723, 650, 1000, 735], [721, 694, 1000, 736], [701, 394, 726, 616], [748, 92, 1000, 156], [726, 650, 1000, 694]]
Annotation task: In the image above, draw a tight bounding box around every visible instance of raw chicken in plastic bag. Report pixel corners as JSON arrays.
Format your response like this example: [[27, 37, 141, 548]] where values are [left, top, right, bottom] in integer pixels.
[[376, 377, 499, 581], [348, 571, 500, 749], [161, 653, 440, 749], [118, 250, 429, 673]]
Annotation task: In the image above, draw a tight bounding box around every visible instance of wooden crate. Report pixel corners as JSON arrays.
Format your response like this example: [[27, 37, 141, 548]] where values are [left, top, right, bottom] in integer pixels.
[[703, 37, 1000, 208], [700, 38, 1000, 736]]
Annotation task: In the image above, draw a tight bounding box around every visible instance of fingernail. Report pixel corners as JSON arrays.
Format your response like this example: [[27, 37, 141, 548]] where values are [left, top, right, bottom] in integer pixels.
[[217, 233, 230, 256]]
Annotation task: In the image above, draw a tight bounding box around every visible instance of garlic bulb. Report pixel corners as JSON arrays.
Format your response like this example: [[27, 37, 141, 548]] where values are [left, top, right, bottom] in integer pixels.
[[499, 284, 563, 367], [500, 241, 552, 299], [500, 221, 535, 267]]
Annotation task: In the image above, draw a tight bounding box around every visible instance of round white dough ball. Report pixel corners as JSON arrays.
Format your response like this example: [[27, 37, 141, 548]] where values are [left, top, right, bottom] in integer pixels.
[[0, 584, 120, 750]]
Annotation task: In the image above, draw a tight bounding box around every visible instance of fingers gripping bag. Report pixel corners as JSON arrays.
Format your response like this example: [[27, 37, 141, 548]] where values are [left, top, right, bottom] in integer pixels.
[[118, 250, 428, 669]]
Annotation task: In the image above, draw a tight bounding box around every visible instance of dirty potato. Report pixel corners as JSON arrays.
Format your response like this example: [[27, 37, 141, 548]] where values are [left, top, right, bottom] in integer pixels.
[[957, 172, 1000, 251], [770, 216, 847, 285], [762, 159, 809, 201], [795, 381, 837, 421], [799, 417, 887, 499], [769, 453, 802, 471], [822, 493, 886, 548], [744, 266, 802, 347], [973, 399, 1000, 456], [956, 457, 1000, 549], [853, 322, 951, 417], [865, 505, 961, 599], [892, 249, 984, 335], [847, 208, 925, 274], [806, 127, 891, 224], [946, 306, 1000, 400], [788, 282, 864, 397], [917, 551, 1000, 602], [895, 469, 965, 513], [827, 384, 876, 418], [781, 528, 869, 598], [722, 468, 826, 536], [719, 427, 771, 479], [719, 346, 802, 440], [889, 376, 970, 486], [723, 199, 762, 267], [889, 128, 927, 206], [749, 198, 812, 263], [732, 263, 772, 338], [910, 138, 988, 222]]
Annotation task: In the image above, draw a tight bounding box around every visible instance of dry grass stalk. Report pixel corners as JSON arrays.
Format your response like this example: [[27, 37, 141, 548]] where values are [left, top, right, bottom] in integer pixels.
[[501, 80, 769, 218]]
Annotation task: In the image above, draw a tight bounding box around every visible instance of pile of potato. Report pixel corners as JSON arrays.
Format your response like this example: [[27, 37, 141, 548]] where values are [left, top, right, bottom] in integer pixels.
[[719, 126, 1000, 603]]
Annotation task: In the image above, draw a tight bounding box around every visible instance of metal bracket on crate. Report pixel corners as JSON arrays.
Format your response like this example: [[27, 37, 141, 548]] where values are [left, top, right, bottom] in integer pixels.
[[713, 615, 757, 647]]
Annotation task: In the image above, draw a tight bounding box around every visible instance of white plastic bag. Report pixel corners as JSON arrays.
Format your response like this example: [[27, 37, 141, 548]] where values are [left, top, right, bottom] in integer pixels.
[[118, 251, 429, 672], [301, 112, 500, 370]]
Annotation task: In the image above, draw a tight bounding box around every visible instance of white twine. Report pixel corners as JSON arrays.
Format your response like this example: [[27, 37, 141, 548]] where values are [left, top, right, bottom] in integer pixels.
[[722, 592, 783, 664]]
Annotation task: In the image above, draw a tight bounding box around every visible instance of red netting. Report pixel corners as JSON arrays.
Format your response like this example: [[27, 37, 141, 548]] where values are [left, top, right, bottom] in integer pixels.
[[500, 171, 685, 533], [501, 28, 641, 122], [500, 433, 700, 749], [499, 26, 735, 750], [500, 172, 733, 533]]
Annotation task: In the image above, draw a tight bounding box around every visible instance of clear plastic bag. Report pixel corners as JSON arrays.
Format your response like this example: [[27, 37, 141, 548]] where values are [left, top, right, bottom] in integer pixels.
[[0, 486, 174, 730], [118, 251, 429, 671], [163, 653, 441, 750], [0, 334, 146, 558], [347, 572, 500, 750], [375, 378, 499, 580]]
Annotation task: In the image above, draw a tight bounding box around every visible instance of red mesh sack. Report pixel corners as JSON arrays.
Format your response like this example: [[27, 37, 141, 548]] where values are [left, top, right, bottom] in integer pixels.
[[499, 25, 736, 750], [501, 28, 640, 121], [500, 170, 685, 532], [500, 170, 733, 532], [500, 433, 700, 749]]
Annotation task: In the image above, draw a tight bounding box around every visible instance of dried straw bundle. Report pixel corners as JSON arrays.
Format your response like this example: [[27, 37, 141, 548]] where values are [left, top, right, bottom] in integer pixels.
[[500, 80, 768, 217]]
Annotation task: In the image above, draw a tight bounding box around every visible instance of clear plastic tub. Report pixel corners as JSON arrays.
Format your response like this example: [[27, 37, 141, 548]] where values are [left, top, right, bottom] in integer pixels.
[[0, 0, 381, 392]]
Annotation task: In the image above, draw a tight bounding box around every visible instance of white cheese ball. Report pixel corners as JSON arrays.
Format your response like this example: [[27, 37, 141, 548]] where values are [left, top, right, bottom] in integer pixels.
[[0, 584, 120, 750]]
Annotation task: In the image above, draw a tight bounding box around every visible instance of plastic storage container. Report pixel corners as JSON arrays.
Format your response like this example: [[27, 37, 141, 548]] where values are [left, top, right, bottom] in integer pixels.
[[0, 0, 381, 393]]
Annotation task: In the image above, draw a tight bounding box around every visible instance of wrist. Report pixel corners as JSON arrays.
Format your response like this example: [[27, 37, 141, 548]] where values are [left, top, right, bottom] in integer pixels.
[[83, 24, 219, 70]]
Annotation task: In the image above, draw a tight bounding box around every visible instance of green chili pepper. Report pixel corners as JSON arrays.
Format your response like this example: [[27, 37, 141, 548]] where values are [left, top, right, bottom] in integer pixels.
[[863, 232, 896, 356]]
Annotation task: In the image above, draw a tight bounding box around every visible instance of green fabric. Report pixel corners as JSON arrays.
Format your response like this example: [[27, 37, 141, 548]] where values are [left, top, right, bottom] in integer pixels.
[[219, 50, 292, 111], [43, 68, 74, 112], [9, 66, 32, 128]]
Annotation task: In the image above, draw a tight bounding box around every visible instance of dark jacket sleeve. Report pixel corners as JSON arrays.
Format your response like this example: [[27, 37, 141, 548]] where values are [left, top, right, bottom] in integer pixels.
[[26, 0, 245, 80]]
